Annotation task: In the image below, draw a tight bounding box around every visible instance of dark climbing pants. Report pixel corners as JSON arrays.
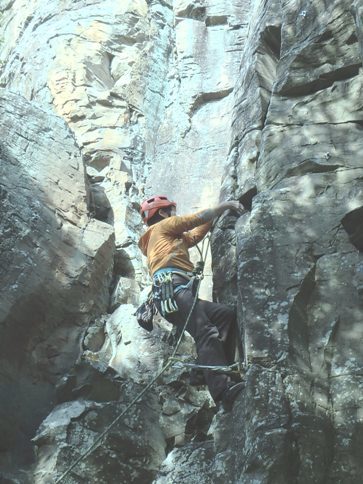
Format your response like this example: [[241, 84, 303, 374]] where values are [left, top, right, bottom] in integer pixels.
[[154, 275, 237, 402]]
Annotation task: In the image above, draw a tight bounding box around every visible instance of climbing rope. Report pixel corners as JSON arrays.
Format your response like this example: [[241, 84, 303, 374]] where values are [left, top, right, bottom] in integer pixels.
[[55, 237, 211, 483]]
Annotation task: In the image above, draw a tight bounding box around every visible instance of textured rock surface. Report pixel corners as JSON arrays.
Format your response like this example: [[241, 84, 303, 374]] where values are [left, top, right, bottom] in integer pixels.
[[33, 309, 213, 482], [0, 89, 114, 476], [0, 0, 363, 483], [211, 0, 363, 483], [33, 388, 166, 484]]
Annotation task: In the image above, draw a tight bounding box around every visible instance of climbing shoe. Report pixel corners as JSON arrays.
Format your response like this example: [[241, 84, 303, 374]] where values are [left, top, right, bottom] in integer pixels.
[[189, 368, 206, 386], [220, 381, 245, 411]]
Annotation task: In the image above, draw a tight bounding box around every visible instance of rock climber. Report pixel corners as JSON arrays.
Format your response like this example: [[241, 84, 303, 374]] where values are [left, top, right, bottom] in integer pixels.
[[138, 195, 246, 410]]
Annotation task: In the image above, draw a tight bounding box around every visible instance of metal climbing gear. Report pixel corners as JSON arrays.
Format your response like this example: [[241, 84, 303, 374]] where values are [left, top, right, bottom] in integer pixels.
[[153, 271, 179, 316], [152, 237, 209, 316], [134, 290, 156, 332], [169, 357, 241, 374]]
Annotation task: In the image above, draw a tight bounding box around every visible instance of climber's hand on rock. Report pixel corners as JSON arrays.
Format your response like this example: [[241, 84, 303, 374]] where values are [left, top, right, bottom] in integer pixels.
[[198, 201, 247, 222], [223, 201, 246, 215]]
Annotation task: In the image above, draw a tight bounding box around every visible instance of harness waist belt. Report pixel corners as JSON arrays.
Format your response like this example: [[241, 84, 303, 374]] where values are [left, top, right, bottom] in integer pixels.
[[153, 267, 195, 297], [153, 267, 193, 282]]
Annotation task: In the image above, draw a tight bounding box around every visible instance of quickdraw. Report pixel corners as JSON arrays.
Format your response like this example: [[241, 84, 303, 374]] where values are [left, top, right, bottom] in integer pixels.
[[169, 357, 241, 374], [153, 271, 179, 315]]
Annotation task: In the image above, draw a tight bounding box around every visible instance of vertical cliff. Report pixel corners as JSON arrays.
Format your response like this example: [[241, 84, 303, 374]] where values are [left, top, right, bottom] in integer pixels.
[[0, 0, 362, 483]]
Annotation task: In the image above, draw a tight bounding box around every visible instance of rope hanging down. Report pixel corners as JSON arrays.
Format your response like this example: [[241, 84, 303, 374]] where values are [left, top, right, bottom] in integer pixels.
[[55, 237, 211, 483]]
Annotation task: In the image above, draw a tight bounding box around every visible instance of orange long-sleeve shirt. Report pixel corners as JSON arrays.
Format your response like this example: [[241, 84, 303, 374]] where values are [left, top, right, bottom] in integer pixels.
[[138, 212, 212, 275]]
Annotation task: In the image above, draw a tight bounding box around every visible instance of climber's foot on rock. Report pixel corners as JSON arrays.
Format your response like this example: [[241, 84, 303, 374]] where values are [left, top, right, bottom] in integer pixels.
[[189, 368, 206, 386], [219, 381, 245, 411]]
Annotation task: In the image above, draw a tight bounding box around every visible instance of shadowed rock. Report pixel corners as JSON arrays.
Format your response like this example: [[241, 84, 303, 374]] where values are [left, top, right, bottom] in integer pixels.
[[0, 89, 114, 475]]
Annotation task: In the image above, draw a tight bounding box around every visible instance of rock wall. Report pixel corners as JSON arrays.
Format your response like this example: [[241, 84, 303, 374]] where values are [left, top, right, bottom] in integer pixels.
[[211, 0, 363, 482], [0, 89, 114, 478], [0, 0, 362, 483]]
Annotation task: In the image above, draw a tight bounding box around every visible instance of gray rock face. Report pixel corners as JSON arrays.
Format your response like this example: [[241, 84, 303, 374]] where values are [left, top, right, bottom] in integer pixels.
[[0, 89, 114, 475], [33, 387, 166, 484], [32, 310, 213, 482], [211, 0, 363, 482], [0, 0, 363, 483]]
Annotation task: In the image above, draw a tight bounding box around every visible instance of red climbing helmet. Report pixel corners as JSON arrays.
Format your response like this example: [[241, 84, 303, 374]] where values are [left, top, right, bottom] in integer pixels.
[[140, 195, 176, 223]]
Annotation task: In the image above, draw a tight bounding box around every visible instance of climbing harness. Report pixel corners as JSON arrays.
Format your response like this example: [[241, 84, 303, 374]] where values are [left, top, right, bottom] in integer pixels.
[[55, 236, 211, 484], [135, 236, 209, 330]]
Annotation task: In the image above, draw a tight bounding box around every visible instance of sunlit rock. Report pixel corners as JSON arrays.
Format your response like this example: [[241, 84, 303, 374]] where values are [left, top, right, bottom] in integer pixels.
[[1, 0, 363, 482]]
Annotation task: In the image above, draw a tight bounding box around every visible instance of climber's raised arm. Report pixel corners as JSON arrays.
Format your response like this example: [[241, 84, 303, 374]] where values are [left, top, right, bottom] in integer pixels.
[[196, 201, 246, 223]]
